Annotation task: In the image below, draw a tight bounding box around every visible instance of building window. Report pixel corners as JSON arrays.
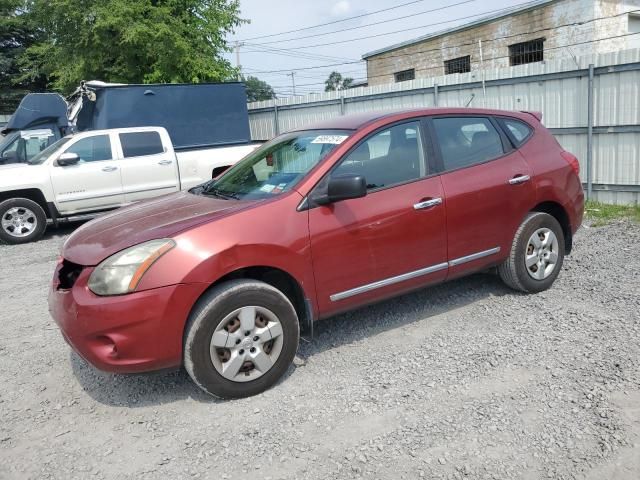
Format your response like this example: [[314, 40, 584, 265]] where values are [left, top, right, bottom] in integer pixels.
[[444, 56, 471, 75], [509, 38, 544, 66], [394, 69, 415, 82], [629, 13, 640, 34]]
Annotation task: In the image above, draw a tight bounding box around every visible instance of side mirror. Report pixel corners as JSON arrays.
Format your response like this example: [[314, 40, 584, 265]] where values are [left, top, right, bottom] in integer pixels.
[[57, 152, 80, 166], [0, 151, 18, 164], [315, 174, 367, 205]]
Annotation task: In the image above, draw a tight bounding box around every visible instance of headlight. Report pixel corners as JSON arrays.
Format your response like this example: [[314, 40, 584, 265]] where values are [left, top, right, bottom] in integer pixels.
[[88, 239, 175, 296]]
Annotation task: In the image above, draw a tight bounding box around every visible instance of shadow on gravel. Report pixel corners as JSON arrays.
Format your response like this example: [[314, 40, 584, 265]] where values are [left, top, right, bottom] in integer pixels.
[[71, 272, 514, 407], [298, 272, 514, 360]]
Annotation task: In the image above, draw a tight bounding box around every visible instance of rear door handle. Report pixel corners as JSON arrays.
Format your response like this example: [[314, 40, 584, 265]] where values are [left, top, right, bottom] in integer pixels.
[[102, 166, 118, 172], [509, 175, 530, 185], [158, 160, 173, 166], [413, 197, 442, 210]]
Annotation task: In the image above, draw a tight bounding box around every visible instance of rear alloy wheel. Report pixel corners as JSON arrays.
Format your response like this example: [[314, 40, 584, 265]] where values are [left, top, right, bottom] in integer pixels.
[[184, 279, 299, 399], [498, 212, 565, 293], [0, 198, 47, 245]]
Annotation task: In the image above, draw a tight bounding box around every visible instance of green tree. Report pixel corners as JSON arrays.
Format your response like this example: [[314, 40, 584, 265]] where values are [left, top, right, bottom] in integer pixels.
[[0, 0, 45, 113], [243, 75, 275, 102], [20, 0, 246, 93], [324, 71, 354, 92]]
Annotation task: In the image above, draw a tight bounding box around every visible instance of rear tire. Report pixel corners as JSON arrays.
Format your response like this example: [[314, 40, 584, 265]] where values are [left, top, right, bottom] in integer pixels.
[[184, 279, 300, 399], [0, 198, 47, 245], [498, 212, 565, 293]]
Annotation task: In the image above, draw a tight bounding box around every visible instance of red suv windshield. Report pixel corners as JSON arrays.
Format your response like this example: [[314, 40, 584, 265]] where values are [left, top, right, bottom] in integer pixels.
[[201, 129, 351, 200]]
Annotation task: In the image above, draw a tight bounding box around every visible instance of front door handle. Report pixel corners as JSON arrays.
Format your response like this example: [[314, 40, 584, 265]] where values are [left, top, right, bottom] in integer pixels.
[[413, 197, 442, 210], [508, 174, 531, 185], [158, 160, 173, 166], [102, 166, 118, 172]]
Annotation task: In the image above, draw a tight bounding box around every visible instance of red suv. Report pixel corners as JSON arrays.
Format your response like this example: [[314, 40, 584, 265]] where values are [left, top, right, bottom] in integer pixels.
[[49, 108, 584, 398]]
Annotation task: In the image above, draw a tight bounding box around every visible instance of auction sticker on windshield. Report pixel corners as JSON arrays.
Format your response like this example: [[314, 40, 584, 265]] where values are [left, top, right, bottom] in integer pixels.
[[311, 135, 348, 144]]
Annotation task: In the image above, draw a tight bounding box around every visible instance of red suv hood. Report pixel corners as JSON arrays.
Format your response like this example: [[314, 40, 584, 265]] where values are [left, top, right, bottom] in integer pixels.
[[63, 191, 253, 265]]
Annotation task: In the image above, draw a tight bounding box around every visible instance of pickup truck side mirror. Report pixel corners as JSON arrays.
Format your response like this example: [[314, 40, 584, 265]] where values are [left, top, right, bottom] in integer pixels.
[[314, 174, 367, 206], [0, 151, 19, 164], [57, 152, 80, 166]]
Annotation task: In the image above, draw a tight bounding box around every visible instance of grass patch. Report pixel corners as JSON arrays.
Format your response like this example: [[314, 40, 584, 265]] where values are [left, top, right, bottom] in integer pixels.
[[584, 200, 640, 226]]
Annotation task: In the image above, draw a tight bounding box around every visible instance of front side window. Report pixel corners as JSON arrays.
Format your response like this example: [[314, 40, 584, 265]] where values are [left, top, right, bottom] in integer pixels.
[[201, 129, 351, 200], [65, 135, 112, 163], [433, 117, 504, 171], [119, 131, 164, 158], [333, 121, 426, 190]]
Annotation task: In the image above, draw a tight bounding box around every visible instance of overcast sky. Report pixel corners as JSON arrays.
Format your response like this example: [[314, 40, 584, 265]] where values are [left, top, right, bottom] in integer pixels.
[[225, 0, 525, 96]]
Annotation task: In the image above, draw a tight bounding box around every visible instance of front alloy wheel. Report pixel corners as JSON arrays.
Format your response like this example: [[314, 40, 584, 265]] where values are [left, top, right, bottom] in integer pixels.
[[0, 198, 47, 244]]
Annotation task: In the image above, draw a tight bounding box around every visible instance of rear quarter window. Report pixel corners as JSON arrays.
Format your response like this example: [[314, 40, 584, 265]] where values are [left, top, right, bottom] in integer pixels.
[[119, 131, 164, 158], [500, 118, 533, 146]]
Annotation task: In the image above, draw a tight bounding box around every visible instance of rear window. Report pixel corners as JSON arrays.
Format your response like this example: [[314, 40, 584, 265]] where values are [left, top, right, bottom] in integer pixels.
[[501, 118, 533, 145], [119, 131, 164, 158], [432, 117, 505, 171]]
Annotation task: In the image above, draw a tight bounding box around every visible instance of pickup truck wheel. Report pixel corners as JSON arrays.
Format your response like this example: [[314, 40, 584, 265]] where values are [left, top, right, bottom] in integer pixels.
[[0, 198, 47, 245], [184, 279, 300, 399], [498, 212, 565, 293]]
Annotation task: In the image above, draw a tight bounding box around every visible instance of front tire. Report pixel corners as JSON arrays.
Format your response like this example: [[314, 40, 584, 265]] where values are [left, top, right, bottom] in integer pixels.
[[0, 198, 47, 245], [184, 279, 300, 399], [498, 212, 565, 293]]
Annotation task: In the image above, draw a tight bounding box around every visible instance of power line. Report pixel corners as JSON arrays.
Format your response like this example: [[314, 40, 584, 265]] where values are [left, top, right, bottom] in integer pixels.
[[263, 1, 545, 50], [236, 0, 431, 42], [246, 8, 636, 76], [255, 0, 476, 45]]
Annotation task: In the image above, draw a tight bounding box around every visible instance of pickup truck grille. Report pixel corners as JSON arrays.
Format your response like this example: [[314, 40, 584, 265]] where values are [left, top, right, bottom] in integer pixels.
[[58, 259, 83, 290]]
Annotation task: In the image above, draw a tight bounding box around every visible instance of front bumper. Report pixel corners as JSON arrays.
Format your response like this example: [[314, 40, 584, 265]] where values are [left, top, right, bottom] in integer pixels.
[[48, 262, 207, 373]]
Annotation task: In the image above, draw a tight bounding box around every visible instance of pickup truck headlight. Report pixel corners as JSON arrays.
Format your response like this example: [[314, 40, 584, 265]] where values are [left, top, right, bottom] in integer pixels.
[[88, 239, 175, 296]]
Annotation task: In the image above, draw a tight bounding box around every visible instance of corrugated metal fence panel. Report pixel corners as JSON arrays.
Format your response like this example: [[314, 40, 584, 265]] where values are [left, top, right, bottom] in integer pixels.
[[277, 103, 342, 134], [595, 69, 640, 126], [593, 132, 640, 185], [249, 110, 276, 140]]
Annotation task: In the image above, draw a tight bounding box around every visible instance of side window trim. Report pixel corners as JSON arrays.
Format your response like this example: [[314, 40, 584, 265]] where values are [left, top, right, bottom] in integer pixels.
[[428, 114, 512, 175]]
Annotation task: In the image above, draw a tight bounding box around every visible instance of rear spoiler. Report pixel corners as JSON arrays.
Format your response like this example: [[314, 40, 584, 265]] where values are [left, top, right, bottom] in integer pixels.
[[521, 111, 542, 122]]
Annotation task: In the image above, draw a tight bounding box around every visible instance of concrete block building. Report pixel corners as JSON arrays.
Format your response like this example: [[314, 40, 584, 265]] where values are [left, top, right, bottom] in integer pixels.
[[363, 0, 640, 86]]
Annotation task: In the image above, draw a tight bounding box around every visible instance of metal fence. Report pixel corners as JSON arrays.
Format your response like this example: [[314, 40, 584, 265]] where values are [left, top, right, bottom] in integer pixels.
[[248, 48, 640, 205]]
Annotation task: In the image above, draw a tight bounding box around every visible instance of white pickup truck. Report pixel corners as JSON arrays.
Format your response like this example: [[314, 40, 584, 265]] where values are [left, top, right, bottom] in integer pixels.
[[0, 126, 258, 244]]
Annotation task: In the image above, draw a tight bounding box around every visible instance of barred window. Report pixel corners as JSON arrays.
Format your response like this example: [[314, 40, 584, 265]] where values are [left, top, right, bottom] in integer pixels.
[[509, 38, 544, 66], [394, 69, 415, 82], [444, 55, 471, 75]]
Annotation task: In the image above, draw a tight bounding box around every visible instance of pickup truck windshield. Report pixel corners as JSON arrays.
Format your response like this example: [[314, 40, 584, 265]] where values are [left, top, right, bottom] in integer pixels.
[[28, 137, 72, 165], [201, 129, 351, 200]]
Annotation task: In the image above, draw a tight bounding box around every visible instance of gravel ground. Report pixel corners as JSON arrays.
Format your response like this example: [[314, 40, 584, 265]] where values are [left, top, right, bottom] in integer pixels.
[[0, 220, 639, 480]]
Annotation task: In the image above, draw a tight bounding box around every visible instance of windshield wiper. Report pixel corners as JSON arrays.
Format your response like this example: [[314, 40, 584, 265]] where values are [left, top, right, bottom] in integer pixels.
[[201, 187, 238, 200]]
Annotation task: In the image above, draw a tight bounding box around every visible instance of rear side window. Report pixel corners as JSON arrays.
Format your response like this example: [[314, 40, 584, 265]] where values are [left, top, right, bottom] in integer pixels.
[[119, 131, 164, 158], [501, 118, 533, 145], [432, 117, 504, 171], [65, 135, 112, 163]]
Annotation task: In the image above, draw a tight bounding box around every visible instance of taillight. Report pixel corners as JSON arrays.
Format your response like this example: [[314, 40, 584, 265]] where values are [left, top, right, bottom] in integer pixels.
[[561, 151, 580, 176]]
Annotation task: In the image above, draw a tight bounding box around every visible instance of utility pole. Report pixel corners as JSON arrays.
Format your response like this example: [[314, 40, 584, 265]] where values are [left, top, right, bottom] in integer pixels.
[[234, 41, 244, 81], [287, 72, 296, 96]]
